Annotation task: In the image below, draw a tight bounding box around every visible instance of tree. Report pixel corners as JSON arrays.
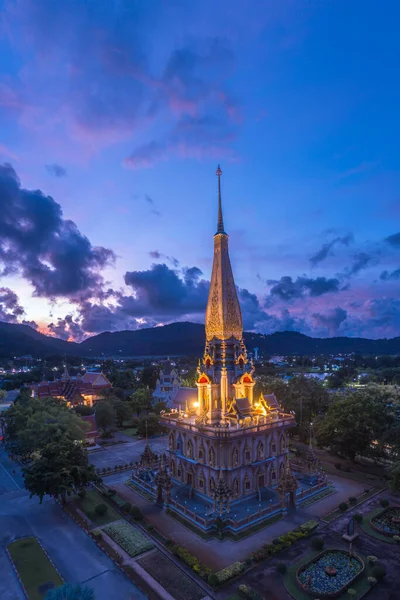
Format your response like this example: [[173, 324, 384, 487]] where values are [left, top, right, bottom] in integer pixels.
[[112, 400, 132, 427], [389, 461, 400, 493], [1, 397, 88, 461], [94, 401, 115, 435], [131, 388, 153, 416], [315, 387, 395, 460], [137, 413, 164, 437], [45, 583, 94, 600], [23, 437, 99, 503], [0, 389, 6, 402], [140, 366, 158, 389]]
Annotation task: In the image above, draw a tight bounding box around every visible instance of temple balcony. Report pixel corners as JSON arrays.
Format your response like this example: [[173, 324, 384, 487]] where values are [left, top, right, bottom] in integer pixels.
[[159, 412, 295, 438]]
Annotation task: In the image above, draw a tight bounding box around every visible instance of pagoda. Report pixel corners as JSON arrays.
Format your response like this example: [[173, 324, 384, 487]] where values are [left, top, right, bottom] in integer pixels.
[[159, 167, 298, 526]]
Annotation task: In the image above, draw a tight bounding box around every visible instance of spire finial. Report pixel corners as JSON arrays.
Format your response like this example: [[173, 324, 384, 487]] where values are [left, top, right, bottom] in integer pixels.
[[216, 165, 225, 234]]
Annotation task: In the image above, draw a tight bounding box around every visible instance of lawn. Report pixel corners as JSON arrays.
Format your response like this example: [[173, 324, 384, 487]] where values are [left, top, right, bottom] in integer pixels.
[[138, 550, 205, 600], [75, 490, 120, 526], [120, 427, 138, 437], [103, 520, 154, 557], [8, 537, 64, 600]]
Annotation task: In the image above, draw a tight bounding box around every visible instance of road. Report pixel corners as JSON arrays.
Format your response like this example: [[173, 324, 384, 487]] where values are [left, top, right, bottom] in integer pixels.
[[0, 448, 148, 600], [89, 435, 168, 471]]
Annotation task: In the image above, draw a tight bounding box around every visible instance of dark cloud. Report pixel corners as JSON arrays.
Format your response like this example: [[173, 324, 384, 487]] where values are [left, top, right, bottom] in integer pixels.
[[145, 195, 154, 205], [380, 268, 400, 281], [312, 307, 347, 335], [0, 164, 114, 299], [310, 234, 353, 266], [148, 251, 179, 268], [266, 275, 341, 302], [0, 287, 25, 323], [48, 314, 85, 341], [239, 288, 307, 333], [124, 263, 209, 318], [344, 252, 379, 277], [385, 232, 400, 247], [46, 164, 67, 177]]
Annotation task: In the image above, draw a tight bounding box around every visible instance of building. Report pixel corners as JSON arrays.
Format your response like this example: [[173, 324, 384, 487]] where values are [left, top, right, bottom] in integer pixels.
[[134, 166, 329, 534], [153, 369, 181, 406], [29, 367, 112, 406]]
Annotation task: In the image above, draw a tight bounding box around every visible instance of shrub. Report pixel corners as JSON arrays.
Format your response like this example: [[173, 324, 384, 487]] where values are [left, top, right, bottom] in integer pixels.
[[364, 488, 370, 493], [371, 565, 386, 581], [367, 576, 377, 586], [353, 513, 363, 523], [334, 462, 342, 470], [380, 498, 390, 507], [130, 505, 142, 520], [348, 496, 357, 504], [208, 573, 219, 587], [300, 520, 319, 533], [92, 529, 102, 540], [108, 488, 117, 497], [165, 538, 174, 548], [272, 538, 281, 545], [147, 524, 154, 532], [122, 502, 132, 513], [239, 585, 264, 600], [339, 502, 348, 512], [311, 536, 324, 551], [215, 562, 245, 583], [95, 503, 108, 516], [276, 563, 287, 574], [77, 489, 87, 500], [367, 555, 377, 564], [347, 589, 356, 596], [393, 535, 400, 543]]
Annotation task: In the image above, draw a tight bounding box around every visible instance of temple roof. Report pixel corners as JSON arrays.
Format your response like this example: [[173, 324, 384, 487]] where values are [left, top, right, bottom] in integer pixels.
[[205, 166, 243, 341]]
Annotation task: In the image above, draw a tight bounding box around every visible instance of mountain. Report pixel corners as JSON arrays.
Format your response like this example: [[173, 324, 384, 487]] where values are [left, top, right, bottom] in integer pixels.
[[1, 320, 400, 358]]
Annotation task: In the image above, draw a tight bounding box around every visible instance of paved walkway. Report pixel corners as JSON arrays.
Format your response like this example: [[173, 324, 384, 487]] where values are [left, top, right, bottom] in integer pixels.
[[109, 471, 368, 571]]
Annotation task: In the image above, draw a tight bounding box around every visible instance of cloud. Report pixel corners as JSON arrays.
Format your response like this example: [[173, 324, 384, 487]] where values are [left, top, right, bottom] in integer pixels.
[[312, 307, 347, 335], [48, 314, 84, 341], [380, 268, 400, 281], [310, 234, 353, 266], [0, 163, 114, 299], [344, 252, 379, 277], [46, 164, 67, 177], [149, 251, 179, 268], [266, 275, 341, 302], [0, 287, 25, 323], [385, 232, 400, 247]]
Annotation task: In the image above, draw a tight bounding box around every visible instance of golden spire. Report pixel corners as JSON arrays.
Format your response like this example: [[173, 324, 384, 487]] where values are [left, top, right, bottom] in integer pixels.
[[205, 166, 243, 341], [216, 165, 225, 234]]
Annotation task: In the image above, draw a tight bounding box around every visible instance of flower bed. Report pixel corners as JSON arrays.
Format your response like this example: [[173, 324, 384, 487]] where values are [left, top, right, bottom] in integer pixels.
[[299, 487, 335, 508], [297, 550, 364, 598], [371, 507, 400, 537], [103, 520, 153, 557]]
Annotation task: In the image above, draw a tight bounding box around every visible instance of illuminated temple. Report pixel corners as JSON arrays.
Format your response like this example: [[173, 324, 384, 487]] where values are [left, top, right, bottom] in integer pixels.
[[132, 167, 328, 533]]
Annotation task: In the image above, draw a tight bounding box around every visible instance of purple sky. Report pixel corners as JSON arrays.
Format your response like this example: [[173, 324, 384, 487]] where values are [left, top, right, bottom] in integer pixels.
[[1, 0, 400, 341]]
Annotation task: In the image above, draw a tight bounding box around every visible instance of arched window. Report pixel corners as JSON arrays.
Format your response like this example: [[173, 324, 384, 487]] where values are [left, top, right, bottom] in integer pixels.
[[244, 446, 251, 464], [244, 477, 251, 493], [233, 478, 239, 497], [280, 435, 286, 453], [232, 447, 239, 467], [169, 432, 175, 451], [210, 477, 216, 492], [198, 444, 205, 462], [208, 446, 215, 466], [257, 441, 264, 461], [176, 434, 182, 453], [187, 440, 194, 459], [270, 438, 277, 455], [270, 469, 276, 484], [170, 460, 176, 477]]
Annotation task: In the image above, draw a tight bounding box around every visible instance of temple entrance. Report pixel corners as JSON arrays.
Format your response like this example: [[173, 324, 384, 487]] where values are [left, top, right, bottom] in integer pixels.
[[187, 472, 193, 486], [258, 475, 265, 488]]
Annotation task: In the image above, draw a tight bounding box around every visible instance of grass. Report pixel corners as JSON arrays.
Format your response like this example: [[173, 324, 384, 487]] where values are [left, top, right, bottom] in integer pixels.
[[120, 427, 138, 437], [283, 548, 374, 600], [360, 507, 397, 544], [103, 520, 154, 557], [8, 537, 63, 600], [138, 550, 205, 600], [75, 490, 120, 526], [321, 487, 381, 523], [125, 479, 155, 502]]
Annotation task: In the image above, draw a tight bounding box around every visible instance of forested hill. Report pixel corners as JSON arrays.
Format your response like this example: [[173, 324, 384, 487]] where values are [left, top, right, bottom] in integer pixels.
[[1, 320, 400, 358]]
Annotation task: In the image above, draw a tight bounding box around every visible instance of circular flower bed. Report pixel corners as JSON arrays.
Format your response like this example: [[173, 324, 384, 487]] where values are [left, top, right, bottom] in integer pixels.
[[297, 550, 364, 598], [371, 507, 400, 536]]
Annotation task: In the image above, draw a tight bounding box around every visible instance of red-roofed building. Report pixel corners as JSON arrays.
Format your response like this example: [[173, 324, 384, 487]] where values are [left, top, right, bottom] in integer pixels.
[[29, 370, 112, 407]]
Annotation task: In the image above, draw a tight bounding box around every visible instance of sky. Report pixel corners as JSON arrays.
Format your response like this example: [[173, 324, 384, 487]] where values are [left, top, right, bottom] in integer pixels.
[[1, 0, 400, 341]]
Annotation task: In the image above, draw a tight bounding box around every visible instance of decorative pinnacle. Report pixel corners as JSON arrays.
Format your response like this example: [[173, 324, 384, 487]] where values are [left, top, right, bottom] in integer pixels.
[[216, 164, 226, 235]]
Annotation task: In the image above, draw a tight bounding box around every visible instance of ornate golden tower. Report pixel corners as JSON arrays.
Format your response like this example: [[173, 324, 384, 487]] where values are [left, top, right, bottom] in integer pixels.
[[197, 166, 255, 424]]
